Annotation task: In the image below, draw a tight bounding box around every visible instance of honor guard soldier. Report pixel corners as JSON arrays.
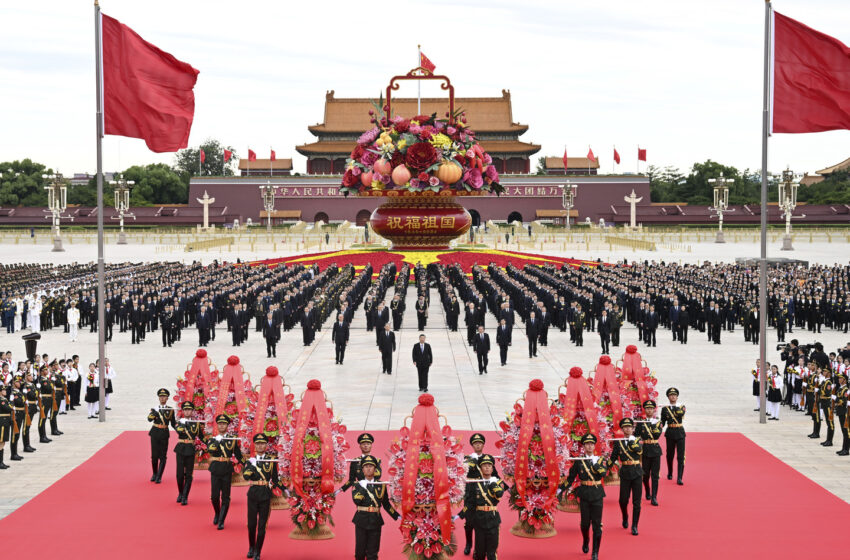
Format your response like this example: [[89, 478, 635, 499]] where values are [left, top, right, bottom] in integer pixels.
[[342, 433, 382, 492], [36, 366, 54, 444], [661, 387, 686, 485], [0, 387, 11, 468], [351, 454, 399, 560], [8, 375, 27, 459], [457, 454, 505, 560], [610, 418, 643, 535], [207, 413, 243, 529], [22, 371, 39, 453], [147, 388, 175, 483], [462, 433, 498, 555], [174, 401, 203, 505], [560, 434, 610, 560], [818, 372, 836, 447], [834, 375, 849, 456], [636, 400, 663, 506], [243, 433, 280, 560], [805, 364, 822, 438]]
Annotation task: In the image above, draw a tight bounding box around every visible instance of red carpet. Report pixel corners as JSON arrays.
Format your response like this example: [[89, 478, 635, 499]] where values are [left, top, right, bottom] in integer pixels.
[[1, 431, 846, 559]]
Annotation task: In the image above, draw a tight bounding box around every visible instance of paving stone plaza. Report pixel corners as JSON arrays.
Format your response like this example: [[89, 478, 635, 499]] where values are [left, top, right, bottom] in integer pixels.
[[0, 233, 848, 519]]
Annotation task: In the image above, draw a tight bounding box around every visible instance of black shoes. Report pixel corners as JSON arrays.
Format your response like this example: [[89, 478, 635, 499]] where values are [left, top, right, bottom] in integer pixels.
[[651, 497, 658, 506], [246, 547, 254, 559], [677, 478, 683, 486], [821, 441, 833, 447], [463, 544, 471, 555]]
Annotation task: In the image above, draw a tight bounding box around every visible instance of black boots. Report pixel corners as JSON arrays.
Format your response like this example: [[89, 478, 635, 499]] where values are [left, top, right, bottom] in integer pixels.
[[155, 459, 166, 484], [463, 525, 473, 555], [150, 459, 159, 482], [254, 532, 265, 560], [631, 508, 640, 535], [176, 479, 184, 503], [591, 533, 602, 560], [0, 449, 8, 469], [217, 500, 229, 530], [212, 498, 221, 526], [23, 434, 35, 452], [181, 477, 192, 505], [581, 527, 590, 553], [10, 440, 23, 461], [677, 464, 685, 486], [620, 503, 629, 529]]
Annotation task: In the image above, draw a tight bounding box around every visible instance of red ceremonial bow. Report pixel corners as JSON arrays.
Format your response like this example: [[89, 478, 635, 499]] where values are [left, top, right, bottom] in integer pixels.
[[514, 380, 560, 510], [291, 380, 335, 497]]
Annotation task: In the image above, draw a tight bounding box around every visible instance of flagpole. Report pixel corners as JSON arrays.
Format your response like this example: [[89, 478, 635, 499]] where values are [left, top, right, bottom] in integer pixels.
[[270, 146, 272, 177], [417, 45, 421, 114], [758, 0, 772, 425], [94, 0, 107, 423]]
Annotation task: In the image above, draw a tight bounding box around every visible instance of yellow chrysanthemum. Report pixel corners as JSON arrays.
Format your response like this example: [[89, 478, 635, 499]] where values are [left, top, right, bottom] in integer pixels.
[[397, 139, 407, 150], [429, 133, 452, 150]]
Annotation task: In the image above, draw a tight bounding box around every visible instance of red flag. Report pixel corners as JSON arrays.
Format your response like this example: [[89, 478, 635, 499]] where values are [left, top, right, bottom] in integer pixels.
[[101, 13, 199, 153], [562, 148, 568, 172], [773, 11, 850, 133], [199, 149, 205, 164], [223, 149, 232, 163], [587, 147, 596, 163], [637, 148, 647, 162], [613, 148, 621, 164], [270, 149, 276, 161], [419, 51, 436, 73], [248, 149, 257, 162]]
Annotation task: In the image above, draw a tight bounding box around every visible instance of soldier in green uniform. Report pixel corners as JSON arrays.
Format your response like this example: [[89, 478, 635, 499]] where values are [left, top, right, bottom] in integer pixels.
[[174, 400, 203, 505], [36, 366, 54, 444], [560, 433, 610, 560], [461, 433, 495, 556], [805, 363, 821, 438], [0, 385, 11, 468], [637, 400, 663, 506], [661, 387, 686, 485], [7, 375, 26, 460], [351, 454, 398, 560], [243, 433, 280, 560], [610, 418, 643, 535], [207, 413, 243, 529], [835, 374, 849, 456], [46, 361, 64, 436], [341, 433, 382, 492], [818, 372, 836, 447], [22, 371, 39, 453], [457, 454, 505, 560], [147, 388, 175, 483], [572, 304, 585, 347]]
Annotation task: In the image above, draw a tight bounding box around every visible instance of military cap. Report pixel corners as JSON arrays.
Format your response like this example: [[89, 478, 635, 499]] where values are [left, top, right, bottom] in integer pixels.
[[253, 433, 268, 444], [477, 454, 496, 467], [181, 401, 194, 411], [157, 388, 170, 398], [12, 374, 23, 383], [215, 413, 230, 424], [619, 418, 635, 429], [581, 433, 598, 445], [469, 433, 486, 445], [666, 387, 680, 397], [360, 455, 379, 468], [642, 399, 657, 409], [357, 433, 374, 444]]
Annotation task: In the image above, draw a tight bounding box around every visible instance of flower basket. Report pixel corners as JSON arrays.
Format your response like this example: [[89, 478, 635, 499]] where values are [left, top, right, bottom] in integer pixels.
[[556, 493, 580, 513], [194, 456, 210, 471], [510, 518, 557, 538]]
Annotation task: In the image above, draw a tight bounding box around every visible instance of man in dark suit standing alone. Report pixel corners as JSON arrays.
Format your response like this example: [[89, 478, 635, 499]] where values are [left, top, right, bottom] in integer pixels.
[[412, 334, 433, 392], [669, 300, 681, 342], [379, 322, 396, 374], [196, 303, 212, 347], [526, 310, 539, 358], [332, 313, 349, 365], [678, 305, 689, 344], [262, 311, 280, 357], [473, 325, 491, 375], [598, 309, 611, 354], [301, 302, 315, 346], [496, 318, 511, 366], [645, 305, 658, 347]]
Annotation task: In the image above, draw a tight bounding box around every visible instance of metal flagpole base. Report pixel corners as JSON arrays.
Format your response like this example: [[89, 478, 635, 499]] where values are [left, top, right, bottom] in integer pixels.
[[117, 231, 127, 245], [780, 234, 793, 251], [715, 230, 725, 243], [52, 236, 65, 252]]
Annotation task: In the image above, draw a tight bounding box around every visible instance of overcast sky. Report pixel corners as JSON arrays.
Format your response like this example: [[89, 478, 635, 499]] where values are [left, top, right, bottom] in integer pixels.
[[2, 0, 849, 177]]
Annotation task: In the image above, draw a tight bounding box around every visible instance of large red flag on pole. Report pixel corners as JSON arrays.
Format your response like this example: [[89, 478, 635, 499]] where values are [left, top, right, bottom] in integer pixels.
[[562, 147, 568, 174], [613, 148, 621, 164], [772, 11, 850, 133], [223, 149, 232, 163], [419, 51, 436, 73], [637, 147, 647, 162], [101, 13, 199, 152], [248, 149, 257, 162]]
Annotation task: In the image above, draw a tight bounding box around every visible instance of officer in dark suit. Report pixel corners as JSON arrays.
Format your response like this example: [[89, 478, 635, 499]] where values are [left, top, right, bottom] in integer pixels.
[[243, 433, 280, 560], [465, 302, 479, 346], [526, 311, 539, 358], [103, 301, 114, 341], [262, 312, 279, 358], [230, 303, 244, 347], [412, 334, 433, 392], [161, 305, 174, 347], [538, 307, 550, 346], [598, 310, 611, 354], [669, 301, 681, 341], [415, 295, 428, 331], [496, 318, 511, 366], [173, 400, 203, 505], [378, 323, 396, 375], [447, 295, 460, 332], [660, 387, 686, 485], [351, 454, 398, 560], [147, 388, 175, 483], [644, 305, 659, 347], [473, 325, 490, 375], [457, 454, 505, 560], [341, 433, 382, 492], [610, 418, 643, 535], [332, 313, 349, 364], [206, 414, 243, 530], [636, 400, 663, 506], [196, 303, 212, 347], [677, 305, 689, 344], [129, 303, 143, 344], [573, 305, 585, 347], [390, 294, 405, 331], [373, 302, 389, 346], [560, 434, 610, 560]]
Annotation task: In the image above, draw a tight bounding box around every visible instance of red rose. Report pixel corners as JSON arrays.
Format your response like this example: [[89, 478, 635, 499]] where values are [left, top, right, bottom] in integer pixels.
[[342, 169, 358, 187], [389, 150, 404, 169], [418, 172, 429, 182], [350, 145, 365, 161], [405, 142, 438, 171], [394, 119, 410, 133], [305, 439, 321, 455]]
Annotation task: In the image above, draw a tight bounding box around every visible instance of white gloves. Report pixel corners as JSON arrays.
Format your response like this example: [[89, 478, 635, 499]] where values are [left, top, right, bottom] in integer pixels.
[[627, 435, 636, 441], [488, 477, 498, 484], [36, 384, 41, 389], [649, 418, 658, 424], [452, 514, 460, 521], [802, 382, 807, 388], [831, 395, 837, 401], [358, 479, 369, 489], [333, 488, 342, 496], [215, 435, 223, 441], [249, 458, 257, 466], [179, 418, 186, 425]]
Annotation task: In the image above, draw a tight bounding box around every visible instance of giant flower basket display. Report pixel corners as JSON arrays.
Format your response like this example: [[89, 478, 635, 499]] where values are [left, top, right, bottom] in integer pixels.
[[249, 366, 294, 507], [338, 68, 504, 250], [553, 367, 613, 512], [591, 355, 635, 486], [388, 394, 465, 560], [496, 380, 569, 538], [174, 349, 219, 470], [617, 346, 659, 421], [279, 379, 348, 539]]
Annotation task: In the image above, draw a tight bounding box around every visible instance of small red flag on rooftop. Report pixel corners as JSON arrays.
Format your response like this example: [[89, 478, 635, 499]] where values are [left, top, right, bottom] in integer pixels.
[[248, 149, 257, 162], [270, 149, 276, 161], [223, 149, 232, 163], [586, 147, 596, 163], [613, 148, 621, 165]]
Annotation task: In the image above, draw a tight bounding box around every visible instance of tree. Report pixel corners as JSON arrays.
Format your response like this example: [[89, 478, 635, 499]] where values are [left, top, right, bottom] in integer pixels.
[[0, 159, 52, 206], [798, 170, 850, 204], [71, 163, 188, 206], [534, 156, 547, 175], [174, 139, 238, 180]]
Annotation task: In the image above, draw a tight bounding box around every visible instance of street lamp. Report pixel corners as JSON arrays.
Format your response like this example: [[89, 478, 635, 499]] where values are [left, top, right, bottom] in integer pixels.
[[109, 176, 135, 244], [559, 181, 577, 232], [43, 172, 69, 252], [259, 181, 277, 232], [708, 172, 735, 243], [778, 167, 804, 251]]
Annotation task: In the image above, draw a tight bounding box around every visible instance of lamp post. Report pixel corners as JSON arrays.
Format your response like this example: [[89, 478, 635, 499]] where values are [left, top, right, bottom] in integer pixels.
[[559, 181, 577, 232], [43, 172, 69, 252], [778, 168, 803, 251], [708, 172, 734, 243], [259, 181, 277, 232], [109, 176, 135, 244]]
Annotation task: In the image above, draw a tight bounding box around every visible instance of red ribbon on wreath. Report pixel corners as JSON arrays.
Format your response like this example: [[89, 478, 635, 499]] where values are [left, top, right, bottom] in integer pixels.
[[621, 345, 651, 405], [562, 367, 601, 449], [291, 380, 335, 497], [514, 380, 560, 510], [401, 394, 452, 545], [185, 349, 214, 398], [592, 356, 625, 437], [216, 356, 249, 417], [252, 366, 290, 446]]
